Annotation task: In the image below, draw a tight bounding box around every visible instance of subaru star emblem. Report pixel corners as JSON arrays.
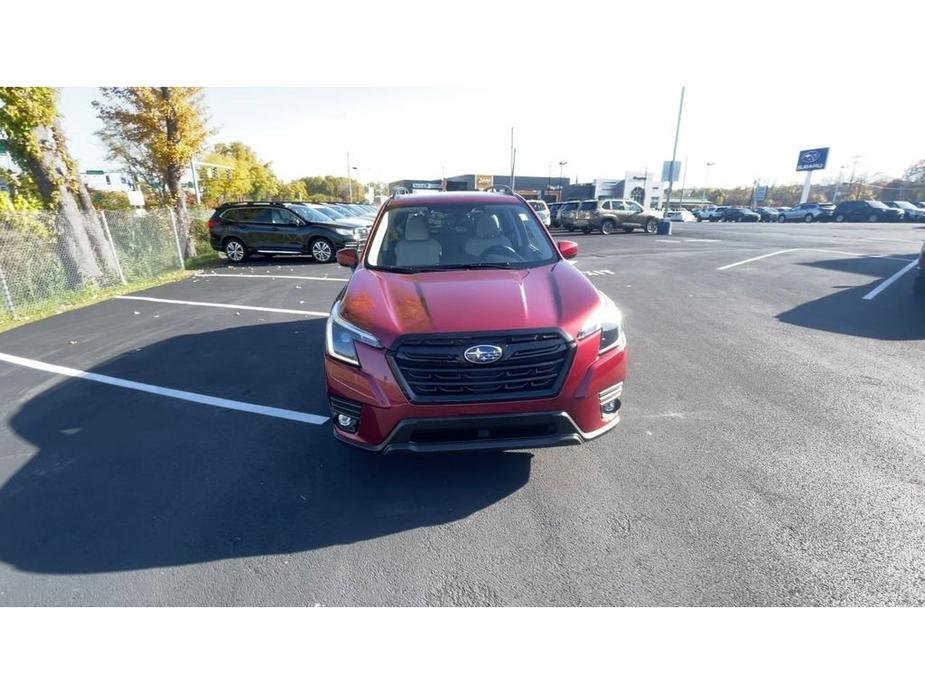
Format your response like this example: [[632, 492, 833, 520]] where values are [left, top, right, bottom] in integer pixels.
[[464, 344, 503, 364]]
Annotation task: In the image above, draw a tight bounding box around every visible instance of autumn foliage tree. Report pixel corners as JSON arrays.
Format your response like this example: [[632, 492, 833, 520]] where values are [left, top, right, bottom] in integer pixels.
[[94, 87, 210, 257], [0, 87, 119, 284]]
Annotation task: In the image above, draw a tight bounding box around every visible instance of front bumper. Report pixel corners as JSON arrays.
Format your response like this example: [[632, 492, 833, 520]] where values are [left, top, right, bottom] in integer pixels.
[[325, 336, 627, 454]]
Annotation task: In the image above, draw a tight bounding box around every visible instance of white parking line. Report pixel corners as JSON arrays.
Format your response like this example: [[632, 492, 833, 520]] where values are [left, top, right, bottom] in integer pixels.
[[197, 273, 347, 282], [717, 249, 799, 270], [0, 351, 329, 425], [116, 295, 329, 317], [717, 248, 913, 271], [861, 260, 919, 301]]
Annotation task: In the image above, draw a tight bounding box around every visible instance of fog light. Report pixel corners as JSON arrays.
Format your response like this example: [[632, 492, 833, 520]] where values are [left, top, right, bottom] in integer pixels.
[[602, 399, 619, 415], [336, 414, 357, 430]]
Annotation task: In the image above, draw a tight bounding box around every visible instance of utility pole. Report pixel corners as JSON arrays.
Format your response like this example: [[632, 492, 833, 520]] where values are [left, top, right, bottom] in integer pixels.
[[558, 160, 567, 199], [847, 155, 862, 200], [664, 86, 686, 212], [678, 155, 689, 208], [509, 127, 516, 192], [346, 151, 352, 202]]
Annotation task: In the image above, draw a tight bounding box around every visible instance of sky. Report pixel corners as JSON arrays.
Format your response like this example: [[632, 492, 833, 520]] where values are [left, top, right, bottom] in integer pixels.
[[56, 87, 924, 190]]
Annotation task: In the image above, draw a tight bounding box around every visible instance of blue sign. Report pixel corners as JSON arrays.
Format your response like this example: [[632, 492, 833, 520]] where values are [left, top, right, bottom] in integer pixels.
[[755, 186, 769, 201], [661, 160, 681, 182], [796, 148, 829, 172]]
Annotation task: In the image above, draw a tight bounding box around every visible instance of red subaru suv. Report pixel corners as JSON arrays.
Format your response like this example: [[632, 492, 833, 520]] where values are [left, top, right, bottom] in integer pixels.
[[324, 191, 627, 453]]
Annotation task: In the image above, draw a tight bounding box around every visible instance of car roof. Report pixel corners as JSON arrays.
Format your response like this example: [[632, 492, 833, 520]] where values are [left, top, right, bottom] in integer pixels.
[[388, 191, 521, 207]]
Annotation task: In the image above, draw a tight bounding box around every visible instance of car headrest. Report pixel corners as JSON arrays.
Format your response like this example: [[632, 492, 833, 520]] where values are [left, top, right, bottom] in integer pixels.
[[476, 213, 501, 238], [405, 215, 430, 241]]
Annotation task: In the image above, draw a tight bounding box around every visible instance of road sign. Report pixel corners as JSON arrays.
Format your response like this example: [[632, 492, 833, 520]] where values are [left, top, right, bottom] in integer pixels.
[[755, 186, 769, 202], [662, 160, 681, 182], [796, 148, 829, 172]]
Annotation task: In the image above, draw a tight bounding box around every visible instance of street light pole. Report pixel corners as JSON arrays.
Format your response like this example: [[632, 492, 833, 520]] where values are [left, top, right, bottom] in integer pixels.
[[664, 86, 686, 212], [558, 160, 567, 200]]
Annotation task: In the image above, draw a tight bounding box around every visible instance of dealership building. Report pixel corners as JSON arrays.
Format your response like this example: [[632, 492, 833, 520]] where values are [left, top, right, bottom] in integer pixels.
[[388, 170, 683, 209]]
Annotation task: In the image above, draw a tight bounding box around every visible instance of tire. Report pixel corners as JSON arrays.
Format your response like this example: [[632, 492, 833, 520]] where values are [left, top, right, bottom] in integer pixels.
[[778, 215, 786, 223], [645, 218, 658, 233], [310, 237, 335, 263], [867, 213, 879, 223], [223, 237, 249, 264], [601, 219, 616, 235], [583, 228, 592, 235], [803, 213, 814, 223], [834, 214, 846, 223]]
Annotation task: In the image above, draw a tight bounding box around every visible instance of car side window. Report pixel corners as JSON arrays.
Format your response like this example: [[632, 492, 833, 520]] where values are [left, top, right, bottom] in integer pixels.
[[611, 201, 625, 211], [601, 201, 611, 211], [271, 208, 299, 225], [220, 209, 240, 222], [627, 202, 642, 213]]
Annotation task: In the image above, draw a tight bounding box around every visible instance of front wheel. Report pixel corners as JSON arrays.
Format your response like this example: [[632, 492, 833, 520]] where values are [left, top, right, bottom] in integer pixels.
[[601, 219, 616, 235], [803, 213, 814, 223], [223, 238, 249, 264], [645, 218, 659, 233], [778, 215, 786, 223], [310, 237, 335, 263], [868, 213, 879, 223], [835, 214, 846, 223]]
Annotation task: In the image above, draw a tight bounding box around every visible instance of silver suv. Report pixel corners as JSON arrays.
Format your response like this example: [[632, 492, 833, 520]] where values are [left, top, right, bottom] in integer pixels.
[[588, 199, 663, 234]]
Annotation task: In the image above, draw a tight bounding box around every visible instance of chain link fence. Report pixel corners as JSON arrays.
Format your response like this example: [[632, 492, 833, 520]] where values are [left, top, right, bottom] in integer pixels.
[[0, 208, 187, 321]]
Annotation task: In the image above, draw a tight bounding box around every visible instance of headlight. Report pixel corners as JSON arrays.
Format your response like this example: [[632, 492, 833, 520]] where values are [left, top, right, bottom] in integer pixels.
[[334, 227, 356, 237], [325, 301, 383, 366], [577, 292, 625, 354]]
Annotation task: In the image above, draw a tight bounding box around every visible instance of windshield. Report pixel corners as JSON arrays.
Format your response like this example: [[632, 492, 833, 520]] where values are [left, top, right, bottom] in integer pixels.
[[867, 201, 889, 209], [579, 201, 597, 211], [313, 205, 344, 219], [366, 202, 559, 272], [562, 202, 579, 211], [528, 201, 547, 211], [288, 204, 333, 223]]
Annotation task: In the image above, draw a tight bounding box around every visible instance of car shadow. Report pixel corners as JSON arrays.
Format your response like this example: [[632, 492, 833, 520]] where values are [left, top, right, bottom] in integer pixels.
[[776, 255, 925, 340], [0, 320, 531, 575]]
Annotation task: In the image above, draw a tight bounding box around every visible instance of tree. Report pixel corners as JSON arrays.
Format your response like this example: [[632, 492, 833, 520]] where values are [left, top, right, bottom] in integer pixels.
[[198, 142, 281, 205], [94, 88, 211, 257], [0, 87, 119, 284], [96, 121, 167, 203]]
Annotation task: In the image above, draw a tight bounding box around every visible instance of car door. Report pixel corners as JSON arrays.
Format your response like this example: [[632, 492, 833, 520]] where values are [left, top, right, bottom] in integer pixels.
[[624, 200, 645, 226], [269, 207, 306, 251]]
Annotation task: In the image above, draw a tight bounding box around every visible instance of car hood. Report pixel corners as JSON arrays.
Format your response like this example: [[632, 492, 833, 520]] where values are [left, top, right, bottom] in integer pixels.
[[339, 261, 601, 347]]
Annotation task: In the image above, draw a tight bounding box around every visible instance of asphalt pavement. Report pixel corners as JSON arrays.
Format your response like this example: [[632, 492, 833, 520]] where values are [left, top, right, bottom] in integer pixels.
[[0, 220, 923, 605]]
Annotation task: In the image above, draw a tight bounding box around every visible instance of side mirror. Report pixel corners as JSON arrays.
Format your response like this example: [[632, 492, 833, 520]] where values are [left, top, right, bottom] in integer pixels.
[[336, 248, 358, 268], [558, 240, 578, 259]]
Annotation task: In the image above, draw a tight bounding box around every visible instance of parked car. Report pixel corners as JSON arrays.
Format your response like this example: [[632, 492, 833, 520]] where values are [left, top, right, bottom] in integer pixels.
[[779, 202, 835, 223], [548, 202, 565, 227], [558, 201, 582, 230], [831, 200, 903, 223], [666, 208, 696, 222], [527, 199, 552, 226], [208, 202, 366, 264], [695, 206, 727, 222], [885, 201, 925, 222], [720, 206, 760, 222], [325, 190, 627, 453], [915, 242, 925, 295], [588, 198, 663, 234], [571, 200, 599, 232], [754, 207, 782, 222]]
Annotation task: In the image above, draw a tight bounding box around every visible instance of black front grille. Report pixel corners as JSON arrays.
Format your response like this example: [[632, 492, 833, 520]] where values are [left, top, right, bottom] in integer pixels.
[[390, 330, 573, 403]]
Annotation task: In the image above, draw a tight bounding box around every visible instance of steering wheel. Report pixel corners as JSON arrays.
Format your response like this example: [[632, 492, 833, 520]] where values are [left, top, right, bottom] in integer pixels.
[[479, 245, 520, 261]]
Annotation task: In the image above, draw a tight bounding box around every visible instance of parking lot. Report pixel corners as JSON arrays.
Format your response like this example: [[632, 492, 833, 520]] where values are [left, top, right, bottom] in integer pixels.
[[0, 220, 923, 606]]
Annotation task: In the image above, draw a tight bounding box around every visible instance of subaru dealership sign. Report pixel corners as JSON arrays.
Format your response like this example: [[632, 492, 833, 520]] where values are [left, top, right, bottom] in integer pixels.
[[795, 148, 829, 172]]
